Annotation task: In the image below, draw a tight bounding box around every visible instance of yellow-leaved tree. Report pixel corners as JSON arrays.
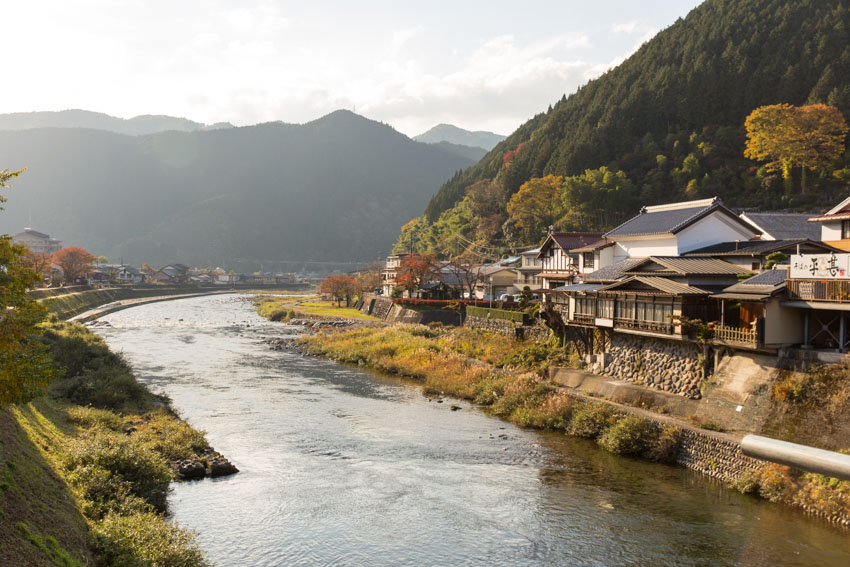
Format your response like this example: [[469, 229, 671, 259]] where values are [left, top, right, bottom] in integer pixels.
[[505, 175, 564, 245], [744, 103, 848, 192]]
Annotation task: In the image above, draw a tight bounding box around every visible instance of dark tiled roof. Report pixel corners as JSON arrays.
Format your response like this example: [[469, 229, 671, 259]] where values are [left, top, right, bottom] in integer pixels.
[[624, 256, 745, 276], [683, 239, 839, 256], [738, 269, 788, 286], [550, 232, 605, 251], [716, 268, 788, 298], [741, 213, 820, 240], [598, 276, 711, 296], [582, 257, 646, 283], [570, 238, 613, 252], [605, 199, 755, 238], [552, 283, 606, 292]]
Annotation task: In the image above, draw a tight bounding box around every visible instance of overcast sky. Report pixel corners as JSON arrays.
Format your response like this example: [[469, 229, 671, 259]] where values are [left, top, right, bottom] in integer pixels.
[[6, 1, 702, 137]]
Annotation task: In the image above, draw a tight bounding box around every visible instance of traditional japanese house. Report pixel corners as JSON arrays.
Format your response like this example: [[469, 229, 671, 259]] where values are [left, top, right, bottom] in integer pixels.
[[551, 256, 746, 339], [535, 232, 604, 290]]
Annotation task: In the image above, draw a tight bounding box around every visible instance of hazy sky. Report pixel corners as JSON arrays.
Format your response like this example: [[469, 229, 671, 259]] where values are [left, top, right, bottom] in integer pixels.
[[6, 1, 703, 137]]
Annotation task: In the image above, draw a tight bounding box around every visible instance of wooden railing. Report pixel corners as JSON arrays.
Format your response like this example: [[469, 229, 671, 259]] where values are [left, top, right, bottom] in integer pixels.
[[787, 279, 850, 303], [713, 323, 760, 347], [614, 317, 674, 334], [572, 313, 594, 325]]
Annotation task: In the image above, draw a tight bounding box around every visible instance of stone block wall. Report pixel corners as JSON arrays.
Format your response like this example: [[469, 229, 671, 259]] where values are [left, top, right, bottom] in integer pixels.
[[368, 297, 394, 320], [601, 334, 704, 398], [675, 429, 762, 483], [464, 315, 517, 337]]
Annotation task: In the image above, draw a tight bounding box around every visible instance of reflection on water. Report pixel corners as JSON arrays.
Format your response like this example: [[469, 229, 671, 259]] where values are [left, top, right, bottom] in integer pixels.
[[94, 294, 850, 567]]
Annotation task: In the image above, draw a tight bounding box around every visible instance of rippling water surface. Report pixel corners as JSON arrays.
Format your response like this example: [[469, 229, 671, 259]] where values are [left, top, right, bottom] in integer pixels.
[[93, 294, 850, 566]]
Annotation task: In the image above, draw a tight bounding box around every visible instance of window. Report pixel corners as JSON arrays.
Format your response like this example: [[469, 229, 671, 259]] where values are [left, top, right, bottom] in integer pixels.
[[751, 261, 760, 271], [598, 299, 614, 318], [843, 220, 850, 239], [575, 298, 595, 316], [583, 252, 595, 271]]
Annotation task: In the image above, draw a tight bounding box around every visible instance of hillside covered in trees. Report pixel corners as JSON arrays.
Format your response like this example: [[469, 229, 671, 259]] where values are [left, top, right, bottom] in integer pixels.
[[0, 111, 473, 269], [400, 0, 850, 256]]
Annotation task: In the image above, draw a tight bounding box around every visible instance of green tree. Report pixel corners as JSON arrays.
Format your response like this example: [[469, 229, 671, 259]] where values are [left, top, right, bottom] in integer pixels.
[[0, 169, 55, 406], [505, 175, 564, 244]]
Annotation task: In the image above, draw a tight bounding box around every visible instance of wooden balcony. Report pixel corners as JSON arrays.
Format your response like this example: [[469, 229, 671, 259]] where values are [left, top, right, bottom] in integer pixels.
[[572, 313, 594, 325], [787, 279, 850, 303], [613, 318, 675, 335]]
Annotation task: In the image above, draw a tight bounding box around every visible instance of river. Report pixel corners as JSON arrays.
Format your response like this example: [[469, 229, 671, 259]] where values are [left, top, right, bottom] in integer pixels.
[[92, 294, 850, 567]]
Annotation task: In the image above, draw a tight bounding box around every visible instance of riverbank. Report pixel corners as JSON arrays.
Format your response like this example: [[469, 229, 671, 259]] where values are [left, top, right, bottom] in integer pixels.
[[0, 317, 233, 566], [270, 316, 850, 528]]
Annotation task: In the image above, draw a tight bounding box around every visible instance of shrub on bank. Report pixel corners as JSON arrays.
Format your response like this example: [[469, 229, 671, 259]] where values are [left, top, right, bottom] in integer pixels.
[[67, 406, 124, 431], [568, 402, 618, 439], [132, 411, 211, 461], [92, 511, 211, 567], [64, 430, 172, 513], [598, 415, 659, 456], [42, 320, 151, 413]]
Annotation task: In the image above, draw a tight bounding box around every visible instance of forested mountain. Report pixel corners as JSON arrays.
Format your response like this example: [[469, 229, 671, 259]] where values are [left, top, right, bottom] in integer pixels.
[[429, 141, 488, 162], [0, 110, 473, 270], [0, 109, 233, 136], [414, 124, 505, 151], [404, 0, 850, 255]]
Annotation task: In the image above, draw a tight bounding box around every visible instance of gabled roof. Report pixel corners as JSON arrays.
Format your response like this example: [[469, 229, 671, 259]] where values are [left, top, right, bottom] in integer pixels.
[[683, 239, 840, 257], [622, 256, 746, 276], [604, 197, 756, 238], [537, 232, 604, 258], [18, 228, 52, 240], [552, 283, 606, 292], [597, 276, 711, 296], [582, 257, 645, 283], [570, 238, 614, 252], [519, 247, 540, 256], [739, 212, 820, 241], [808, 195, 850, 223]]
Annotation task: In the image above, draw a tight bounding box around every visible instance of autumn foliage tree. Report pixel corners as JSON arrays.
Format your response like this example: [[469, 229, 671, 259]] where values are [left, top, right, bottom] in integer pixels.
[[320, 275, 359, 307], [396, 253, 438, 292], [53, 246, 96, 283], [744, 103, 848, 192], [505, 175, 564, 244], [20, 251, 54, 282]]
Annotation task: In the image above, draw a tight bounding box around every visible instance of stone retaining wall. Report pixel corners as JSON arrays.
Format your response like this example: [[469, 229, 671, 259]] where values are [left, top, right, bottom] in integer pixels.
[[675, 429, 762, 483], [601, 334, 704, 398], [464, 315, 518, 336]]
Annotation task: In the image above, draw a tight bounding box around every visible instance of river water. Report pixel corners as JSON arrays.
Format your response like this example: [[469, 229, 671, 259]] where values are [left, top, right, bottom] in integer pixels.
[[92, 294, 850, 567]]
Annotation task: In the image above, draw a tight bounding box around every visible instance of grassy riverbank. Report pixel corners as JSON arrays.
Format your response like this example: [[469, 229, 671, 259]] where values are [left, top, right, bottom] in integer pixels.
[[294, 323, 850, 525], [1, 318, 213, 566], [253, 294, 378, 321]]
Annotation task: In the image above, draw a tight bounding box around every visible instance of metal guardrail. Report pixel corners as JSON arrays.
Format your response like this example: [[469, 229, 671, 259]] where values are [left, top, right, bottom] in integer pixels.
[[742, 435, 850, 481]]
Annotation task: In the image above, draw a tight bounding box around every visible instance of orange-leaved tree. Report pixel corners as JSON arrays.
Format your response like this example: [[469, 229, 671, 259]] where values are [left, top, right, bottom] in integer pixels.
[[20, 251, 54, 283], [744, 103, 848, 192], [320, 275, 359, 307], [53, 246, 95, 283], [396, 253, 437, 292]]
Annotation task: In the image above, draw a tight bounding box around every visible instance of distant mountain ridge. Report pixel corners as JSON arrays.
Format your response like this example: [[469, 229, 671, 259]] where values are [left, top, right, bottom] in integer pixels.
[[414, 124, 505, 151], [0, 110, 474, 269], [0, 109, 234, 136]]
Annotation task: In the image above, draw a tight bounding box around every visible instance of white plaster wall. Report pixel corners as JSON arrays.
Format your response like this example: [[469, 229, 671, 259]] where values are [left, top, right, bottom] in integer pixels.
[[821, 222, 842, 241], [676, 214, 757, 254], [613, 237, 678, 260], [764, 301, 804, 345]]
